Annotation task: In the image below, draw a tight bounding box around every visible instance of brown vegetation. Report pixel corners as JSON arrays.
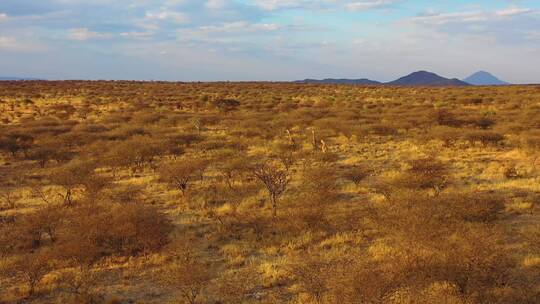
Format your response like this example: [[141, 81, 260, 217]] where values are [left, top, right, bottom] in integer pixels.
[[0, 81, 539, 303]]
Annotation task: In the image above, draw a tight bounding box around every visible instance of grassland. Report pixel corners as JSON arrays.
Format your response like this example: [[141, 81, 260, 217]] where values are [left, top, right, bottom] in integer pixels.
[[0, 81, 539, 303]]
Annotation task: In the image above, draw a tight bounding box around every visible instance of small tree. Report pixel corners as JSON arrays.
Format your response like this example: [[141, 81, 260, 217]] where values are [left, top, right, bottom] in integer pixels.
[[1, 165, 27, 210], [398, 157, 449, 195], [159, 159, 207, 196], [58, 203, 173, 265], [191, 117, 202, 134], [213, 267, 260, 304], [160, 257, 212, 304], [26, 139, 71, 168], [301, 165, 339, 201], [522, 131, 540, 169], [0, 132, 33, 158], [56, 266, 100, 303], [219, 155, 250, 192], [343, 164, 372, 188], [104, 136, 168, 174], [288, 255, 333, 304], [252, 160, 291, 219], [49, 160, 98, 206], [11, 252, 51, 297], [213, 98, 241, 113], [0, 187, 20, 210], [16, 205, 65, 250]]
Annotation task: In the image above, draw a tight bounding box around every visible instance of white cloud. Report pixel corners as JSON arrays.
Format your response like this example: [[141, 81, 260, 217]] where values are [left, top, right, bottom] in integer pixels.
[[120, 31, 154, 39], [410, 11, 487, 25], [495, 7, 533, 17], [180, 21, 281, 38], [254, 0, 400, 11], [346, 0, 398, 12], [68, 28, 113, 41], [145, 9, 190, 24], [0, 13, 7, 21], [205, 0, 227, 10], [409, 6, 536, 26], [254, 0, 306, 11]]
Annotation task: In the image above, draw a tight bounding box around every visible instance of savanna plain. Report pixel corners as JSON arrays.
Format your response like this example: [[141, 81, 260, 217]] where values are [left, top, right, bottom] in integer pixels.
[[0, 81, 539, 303]]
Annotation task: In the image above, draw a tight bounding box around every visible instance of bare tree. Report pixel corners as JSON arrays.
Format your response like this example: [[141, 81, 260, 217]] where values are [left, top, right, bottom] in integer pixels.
[[160, 255, 212, 304], [49, 160, 98, 206], [343, 164, 372, 188], [288, 255, 333, 304], [523, 131, 540, 169], [0, 187, 19, 210], [159, 159, 207, 196], [11, 253, 51, 297], [0, 132, 33, 158], [252, 160, 291, 220], [219, 155, 250, 192], [0, 166, 27, 210]]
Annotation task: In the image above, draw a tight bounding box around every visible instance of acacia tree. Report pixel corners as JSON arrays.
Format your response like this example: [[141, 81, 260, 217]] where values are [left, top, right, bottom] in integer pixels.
[[0, 187, 19, 210], [49, 160, 99, 206], [213, 98, 241, 113], [160, 254, 212, 304], [0, 165, 29, 210], [159, 159, 207, 196], [13, 205, 65, 250], [287, 254, 335, 304], [103, 136, 169, 174], [0, 132, 33, 158], [219, 155, 250, 192], [10, 252, 51, 297], [252, 160, 291, 220]]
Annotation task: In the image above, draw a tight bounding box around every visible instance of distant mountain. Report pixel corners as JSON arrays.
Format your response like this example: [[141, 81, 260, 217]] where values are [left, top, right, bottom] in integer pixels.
[[0, 76, 41, 81], [387, 71, 470, 86], [295, 78, 381, 85], [463, 71, 509, 86]]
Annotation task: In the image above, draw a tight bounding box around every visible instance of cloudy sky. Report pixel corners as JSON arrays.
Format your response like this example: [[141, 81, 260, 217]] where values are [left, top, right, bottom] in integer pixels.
[[0, 0, 539, 83]]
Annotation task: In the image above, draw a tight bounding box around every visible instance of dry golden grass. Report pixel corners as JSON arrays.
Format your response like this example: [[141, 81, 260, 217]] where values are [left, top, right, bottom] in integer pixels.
[[0, 81, 539, 303]]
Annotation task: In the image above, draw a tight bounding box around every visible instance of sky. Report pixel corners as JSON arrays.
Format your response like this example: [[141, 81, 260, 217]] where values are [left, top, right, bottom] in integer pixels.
[[0, 0, 539, 83]]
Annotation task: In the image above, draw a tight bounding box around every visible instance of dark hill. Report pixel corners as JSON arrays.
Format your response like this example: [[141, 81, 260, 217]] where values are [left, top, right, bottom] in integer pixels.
[[386, 71, 470, 86]]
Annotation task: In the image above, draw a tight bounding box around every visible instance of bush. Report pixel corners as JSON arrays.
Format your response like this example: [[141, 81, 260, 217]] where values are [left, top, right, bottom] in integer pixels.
[[367, 123, 398, 136], [8, 252, 52, 296], [159, 159, 207, 195], [464, 130, 504, 146], [395, 157, 449, 194], [343, 164, 372, 187], [160, 254, 212, 304], [301, 165, 339, 200], [57, 203, 173, 264], [0, 131, 33, 157], [471, 116, 496, 129], [429, 126, 462, 146], [433, 109, 463, 127], [49, 160, 101, 206], [102, 136, 168, 172], [445, 191, 506, 223], [213, 98, 241, 112], [366, 190, 527, 303]]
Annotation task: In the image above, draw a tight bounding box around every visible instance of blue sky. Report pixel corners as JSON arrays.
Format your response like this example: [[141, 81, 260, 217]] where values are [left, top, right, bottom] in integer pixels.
[[1, 0, 539, 83]]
